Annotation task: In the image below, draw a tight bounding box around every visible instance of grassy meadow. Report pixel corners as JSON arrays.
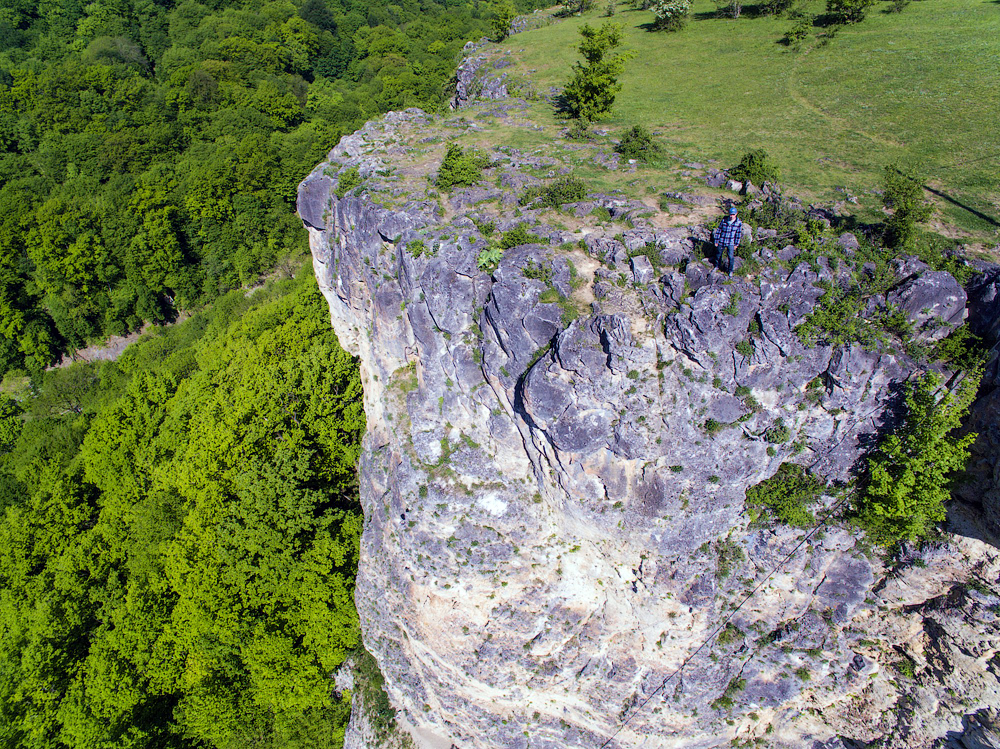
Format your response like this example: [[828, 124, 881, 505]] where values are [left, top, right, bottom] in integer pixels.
[[499, 0, 1000, 240]]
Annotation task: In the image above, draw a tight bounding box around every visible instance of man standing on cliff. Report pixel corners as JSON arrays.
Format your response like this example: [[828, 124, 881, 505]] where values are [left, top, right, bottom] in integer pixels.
[[713, 205, 743, 277]]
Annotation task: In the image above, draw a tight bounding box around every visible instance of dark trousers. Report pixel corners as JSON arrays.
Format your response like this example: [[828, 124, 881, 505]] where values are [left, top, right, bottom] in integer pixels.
[[717, 244, 735, 274]]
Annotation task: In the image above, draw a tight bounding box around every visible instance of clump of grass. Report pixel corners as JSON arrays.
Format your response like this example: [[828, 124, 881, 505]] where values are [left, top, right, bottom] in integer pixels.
[[710, 677, 746, 710], [722, 291, 742, 316], [715, 536, 745, 580], [716, 622, 744, 646]]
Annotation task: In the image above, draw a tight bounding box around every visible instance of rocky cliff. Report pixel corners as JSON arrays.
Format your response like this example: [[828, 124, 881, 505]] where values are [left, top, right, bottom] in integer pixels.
[[297, 98, 1000, 748]]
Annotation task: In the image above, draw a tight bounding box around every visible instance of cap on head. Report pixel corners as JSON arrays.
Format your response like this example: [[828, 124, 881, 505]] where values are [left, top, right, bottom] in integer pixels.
[[728, 206, 738, 215]]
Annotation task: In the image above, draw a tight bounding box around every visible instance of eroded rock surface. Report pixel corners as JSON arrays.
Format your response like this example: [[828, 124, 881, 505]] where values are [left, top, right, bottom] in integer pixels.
[[297, 106, 1000, 748]]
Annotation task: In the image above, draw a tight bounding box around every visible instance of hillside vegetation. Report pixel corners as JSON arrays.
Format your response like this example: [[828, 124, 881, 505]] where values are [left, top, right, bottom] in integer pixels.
[[501, 0, 999, 238], [0, 272, 366, 749], [0, 0, 544, 378]]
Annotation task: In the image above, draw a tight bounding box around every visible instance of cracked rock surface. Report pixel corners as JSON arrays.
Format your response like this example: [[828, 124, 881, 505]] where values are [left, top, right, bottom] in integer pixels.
[[297, 104, 1000, 748]]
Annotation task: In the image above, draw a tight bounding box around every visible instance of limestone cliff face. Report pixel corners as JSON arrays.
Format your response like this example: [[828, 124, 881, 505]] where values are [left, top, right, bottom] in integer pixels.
[[297, 105, 1000, 748]]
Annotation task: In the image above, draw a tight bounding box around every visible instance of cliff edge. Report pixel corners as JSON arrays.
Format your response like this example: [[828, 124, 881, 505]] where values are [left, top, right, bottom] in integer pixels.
[[297, 97, 1000, 748]]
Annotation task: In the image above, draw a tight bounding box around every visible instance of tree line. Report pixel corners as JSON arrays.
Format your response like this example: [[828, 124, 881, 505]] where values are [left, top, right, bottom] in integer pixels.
[[0, 0, 538, 379]]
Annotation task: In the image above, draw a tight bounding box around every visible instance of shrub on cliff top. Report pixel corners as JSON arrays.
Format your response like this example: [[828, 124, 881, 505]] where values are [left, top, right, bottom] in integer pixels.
[[490, 0, 517, 41], [615, 125, 664, 163], [335, 166, 363, 198], [826, 0, 874, 24], [436, 144, 491, 190], [730, 148, 780, 187], [519, 176, 588, 209], [561, 22, 633, 121]]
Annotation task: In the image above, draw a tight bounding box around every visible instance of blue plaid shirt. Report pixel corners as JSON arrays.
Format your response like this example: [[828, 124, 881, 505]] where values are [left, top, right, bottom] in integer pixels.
[[714, 217, 744, 248]]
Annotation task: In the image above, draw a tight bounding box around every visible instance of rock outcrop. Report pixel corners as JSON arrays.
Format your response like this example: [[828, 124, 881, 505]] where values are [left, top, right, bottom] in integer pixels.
[[297, 102, 1000, 748]]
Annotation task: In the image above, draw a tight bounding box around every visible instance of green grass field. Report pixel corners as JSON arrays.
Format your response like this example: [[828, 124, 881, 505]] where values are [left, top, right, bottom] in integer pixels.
[[501, 0, 1000, 241]]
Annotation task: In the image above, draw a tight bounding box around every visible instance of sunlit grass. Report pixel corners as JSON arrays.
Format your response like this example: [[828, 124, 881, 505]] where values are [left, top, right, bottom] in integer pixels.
[[497, 0, 1000, 239]]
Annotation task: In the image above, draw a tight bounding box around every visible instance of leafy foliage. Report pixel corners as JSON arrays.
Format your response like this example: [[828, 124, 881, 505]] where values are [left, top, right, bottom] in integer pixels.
[[498, 223, 544, 250], [0, 0, 530, 379], [519, 176, 589, 208], [934, 324, 988, 373], [882, 164, 932, 248], [746, 463, 823, 526], [335, 166, 364, 198], [477, 224, 544, 271], [491, 0, 518, 42], [614, 125, 664, 162], [627, 242, 665, 271], [0, 274, 364, 749], [436, 144, 491, 190], [651, 0, 692, 30], [796, 284, 912, 351], [730, 148, 781, 186], [561, 22, 634, 121], [853, 371, 980, 547], [826, 0, 875, 23], [783, 19, 812, 48]]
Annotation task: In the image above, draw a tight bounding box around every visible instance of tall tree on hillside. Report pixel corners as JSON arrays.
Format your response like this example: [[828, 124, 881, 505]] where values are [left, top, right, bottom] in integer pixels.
[[561, 22, 633, 122]]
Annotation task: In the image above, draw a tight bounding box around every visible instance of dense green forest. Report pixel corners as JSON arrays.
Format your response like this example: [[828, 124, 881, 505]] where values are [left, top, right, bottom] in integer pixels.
[[0, 0, 526, 378], [0, 271, 367, 748]]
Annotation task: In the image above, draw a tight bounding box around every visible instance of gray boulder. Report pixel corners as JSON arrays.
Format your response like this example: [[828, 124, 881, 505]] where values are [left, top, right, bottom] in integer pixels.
[[887, 270, 967, 341]]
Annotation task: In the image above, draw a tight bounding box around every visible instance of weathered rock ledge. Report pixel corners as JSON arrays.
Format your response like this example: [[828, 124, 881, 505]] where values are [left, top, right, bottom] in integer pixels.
[[298, 105, 1000, 748]]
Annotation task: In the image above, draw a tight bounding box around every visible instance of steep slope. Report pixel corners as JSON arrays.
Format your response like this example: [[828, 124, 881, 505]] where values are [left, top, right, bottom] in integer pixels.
[[297, 95, 1000, 748]]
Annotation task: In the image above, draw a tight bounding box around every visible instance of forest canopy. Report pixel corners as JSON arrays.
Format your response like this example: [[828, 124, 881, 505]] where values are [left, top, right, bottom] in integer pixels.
[[0, 270, 367, 749], [0, 0, 535, 378]]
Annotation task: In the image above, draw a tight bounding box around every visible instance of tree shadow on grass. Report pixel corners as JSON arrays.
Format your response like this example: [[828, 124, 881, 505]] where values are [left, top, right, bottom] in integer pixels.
[[923, 185, 1000, 229]]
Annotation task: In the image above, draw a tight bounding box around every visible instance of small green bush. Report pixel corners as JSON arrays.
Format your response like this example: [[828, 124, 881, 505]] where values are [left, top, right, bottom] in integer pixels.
[[882, 164, 931, 248], [730, 149, 780, 187], [615, 125, 664, 162], [651, 0, 691, 30], [746, 462, 823, 527], [704, 418, 727, 436], [522, 261, 553, 284], [335, 166, 363, 198], [853, 372, 979, 547], [520, 176, 589, 209], [715, 537, 745, 579], [722, 291, 742, 316], [436, 144, 491, 190], [716, 622, 744, 646], [627, 242, 664, 271], [784, 17, 813, 46], [826, 0, 874, 23], [762, 0, 795, 14], [562, 22, 633, 121], [497, 223, 543, 250], [406, 240, 428, 257], [765, 418, 792, 444]]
